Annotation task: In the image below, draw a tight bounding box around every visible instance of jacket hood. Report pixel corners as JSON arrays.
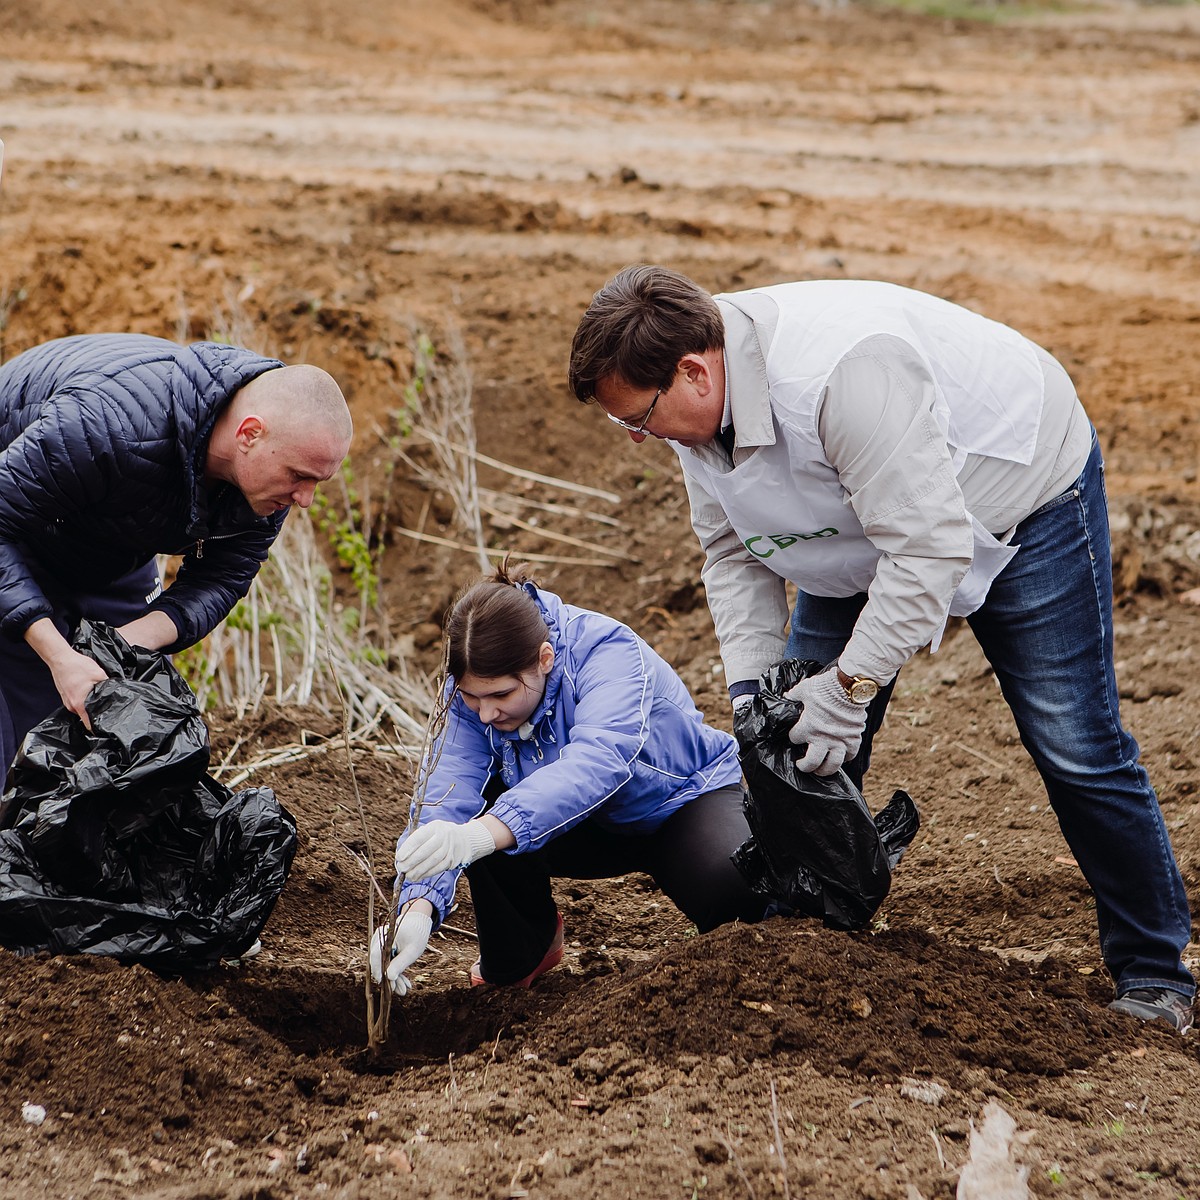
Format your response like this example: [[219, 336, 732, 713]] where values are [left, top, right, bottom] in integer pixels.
[[490, 582, 567, 743]]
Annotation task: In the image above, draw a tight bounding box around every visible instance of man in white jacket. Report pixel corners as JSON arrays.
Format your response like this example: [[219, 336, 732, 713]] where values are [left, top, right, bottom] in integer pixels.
[[568, 264, 1194, 1033]]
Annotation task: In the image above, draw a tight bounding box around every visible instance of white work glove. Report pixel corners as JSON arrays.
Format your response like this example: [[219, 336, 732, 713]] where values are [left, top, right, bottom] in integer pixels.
[[784, 667, 869, 777], [395, 819, 497, 882], [368, 907, 434, 997], [732, 693, 755, 713]]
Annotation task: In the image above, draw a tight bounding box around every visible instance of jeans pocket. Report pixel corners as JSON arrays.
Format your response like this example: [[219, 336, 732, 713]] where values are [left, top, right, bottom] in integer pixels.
[[1027, 484, 1081, 521]]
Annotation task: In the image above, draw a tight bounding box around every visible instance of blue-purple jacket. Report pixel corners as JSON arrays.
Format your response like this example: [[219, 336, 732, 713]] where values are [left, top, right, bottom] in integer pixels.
[[397, 585, 742, 923]]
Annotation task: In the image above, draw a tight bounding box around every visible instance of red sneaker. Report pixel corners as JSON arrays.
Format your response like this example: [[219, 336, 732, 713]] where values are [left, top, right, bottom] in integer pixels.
[[470, 914, 564, 988]]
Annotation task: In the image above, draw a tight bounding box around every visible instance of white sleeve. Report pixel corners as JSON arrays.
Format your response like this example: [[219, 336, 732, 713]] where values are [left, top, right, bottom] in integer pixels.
[[817, 334, 974, 682], [680, 467, 790, 691]]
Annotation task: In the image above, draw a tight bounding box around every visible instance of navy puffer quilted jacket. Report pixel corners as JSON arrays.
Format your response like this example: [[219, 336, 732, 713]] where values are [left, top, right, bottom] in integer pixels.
[[0, 333, 286, 652]]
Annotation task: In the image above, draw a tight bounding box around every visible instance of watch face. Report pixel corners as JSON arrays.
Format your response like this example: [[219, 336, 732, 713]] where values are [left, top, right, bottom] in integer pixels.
[[849, 679, 879, 705]]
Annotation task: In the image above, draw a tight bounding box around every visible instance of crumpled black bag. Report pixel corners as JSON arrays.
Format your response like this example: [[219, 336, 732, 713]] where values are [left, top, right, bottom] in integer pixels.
[[0, 620, 297, 969], [731, 659, 920, 930]]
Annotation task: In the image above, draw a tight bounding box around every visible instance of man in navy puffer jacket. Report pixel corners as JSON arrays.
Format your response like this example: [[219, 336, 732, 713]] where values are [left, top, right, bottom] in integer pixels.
[[0, 333, 353, 778]]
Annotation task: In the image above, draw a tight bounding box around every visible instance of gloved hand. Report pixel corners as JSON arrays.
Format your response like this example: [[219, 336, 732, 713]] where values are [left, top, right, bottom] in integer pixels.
[[784, 666, 870, 776], [395, 818, 497, 882], [368, 907, 434, 997]]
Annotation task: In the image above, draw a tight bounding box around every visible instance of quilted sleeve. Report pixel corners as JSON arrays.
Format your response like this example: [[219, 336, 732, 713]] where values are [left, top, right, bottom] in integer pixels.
[[0, 392, 121, 638], [150, 514, 286, 652]]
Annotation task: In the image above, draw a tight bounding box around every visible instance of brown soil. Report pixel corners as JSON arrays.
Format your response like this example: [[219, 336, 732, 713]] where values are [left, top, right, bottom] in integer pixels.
[[2, 1, 1200, 1196]]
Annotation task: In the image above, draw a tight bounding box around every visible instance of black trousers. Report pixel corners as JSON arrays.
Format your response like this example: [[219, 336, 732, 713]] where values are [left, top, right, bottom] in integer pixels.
[[464, 782, 767, 985], [0, 560, 161, 782]]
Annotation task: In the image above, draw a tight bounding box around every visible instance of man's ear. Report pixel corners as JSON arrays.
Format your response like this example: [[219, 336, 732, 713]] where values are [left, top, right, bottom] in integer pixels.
[[679, 353, 713, 395], [234, 415, 265, 452]]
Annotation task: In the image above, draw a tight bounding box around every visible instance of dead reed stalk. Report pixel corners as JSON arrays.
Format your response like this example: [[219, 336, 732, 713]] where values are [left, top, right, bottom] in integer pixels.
[[393, 324, 490, 572]]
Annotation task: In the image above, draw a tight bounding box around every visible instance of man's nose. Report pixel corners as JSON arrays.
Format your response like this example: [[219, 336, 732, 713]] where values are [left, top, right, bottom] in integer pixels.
[[292, 481, 318, 508], [628, 430, 647, 444]]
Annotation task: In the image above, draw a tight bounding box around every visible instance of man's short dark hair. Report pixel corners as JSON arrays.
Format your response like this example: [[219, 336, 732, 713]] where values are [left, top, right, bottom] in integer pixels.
[[568, 264, 725, 402]]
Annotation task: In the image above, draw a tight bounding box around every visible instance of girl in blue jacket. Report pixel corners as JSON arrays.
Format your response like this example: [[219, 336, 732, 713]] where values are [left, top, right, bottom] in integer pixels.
[[369, 563, 767, 994]]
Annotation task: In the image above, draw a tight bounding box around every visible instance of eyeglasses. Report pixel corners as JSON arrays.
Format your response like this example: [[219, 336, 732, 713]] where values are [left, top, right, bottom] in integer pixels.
[[606, 385, 663, 435]]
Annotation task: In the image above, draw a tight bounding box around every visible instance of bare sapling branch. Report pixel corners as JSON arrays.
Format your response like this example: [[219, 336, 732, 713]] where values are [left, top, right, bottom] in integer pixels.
[[322, 633, 397, 1053], [364, 633, 457, 1048]]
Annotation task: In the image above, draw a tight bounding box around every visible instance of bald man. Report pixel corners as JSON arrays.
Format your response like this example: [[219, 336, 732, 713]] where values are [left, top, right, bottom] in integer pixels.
[[0, 333, 353, 778]]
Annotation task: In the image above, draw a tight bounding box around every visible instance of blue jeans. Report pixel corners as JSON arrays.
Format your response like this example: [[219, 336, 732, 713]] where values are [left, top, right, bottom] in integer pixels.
[[785, 435, 1194, 999]]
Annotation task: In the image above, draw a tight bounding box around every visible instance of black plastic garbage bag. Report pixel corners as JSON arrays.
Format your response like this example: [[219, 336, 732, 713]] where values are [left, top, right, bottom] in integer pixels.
[[731, 658, 920, 930], [0, 620, 297, 969]]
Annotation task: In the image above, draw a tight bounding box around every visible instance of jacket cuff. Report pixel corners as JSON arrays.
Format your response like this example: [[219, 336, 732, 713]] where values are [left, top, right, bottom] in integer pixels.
[[838, 645, 900, 686], [398, 878, 452, 928], [2, 598, 55, 641], [721, 642, 786, 692], [484, 798, 531, 853], [147, 599, 194, 655]]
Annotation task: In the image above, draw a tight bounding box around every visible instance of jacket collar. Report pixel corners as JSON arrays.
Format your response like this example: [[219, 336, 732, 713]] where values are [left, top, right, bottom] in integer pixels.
[[715, 293, 779, 452], [174, 346, 286, 539], [676, 294, 779, 470]]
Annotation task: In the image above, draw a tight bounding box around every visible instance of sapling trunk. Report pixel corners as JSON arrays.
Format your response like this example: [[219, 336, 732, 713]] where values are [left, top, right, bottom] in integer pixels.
[[364, 636, 455, 1051]]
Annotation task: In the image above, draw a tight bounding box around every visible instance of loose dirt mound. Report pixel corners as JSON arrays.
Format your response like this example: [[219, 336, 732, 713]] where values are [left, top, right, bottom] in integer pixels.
[[3, 0, 1200, 1197]]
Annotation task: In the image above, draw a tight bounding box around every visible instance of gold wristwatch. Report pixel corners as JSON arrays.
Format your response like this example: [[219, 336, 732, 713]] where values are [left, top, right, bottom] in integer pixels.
[[836, 667, 879, 706]]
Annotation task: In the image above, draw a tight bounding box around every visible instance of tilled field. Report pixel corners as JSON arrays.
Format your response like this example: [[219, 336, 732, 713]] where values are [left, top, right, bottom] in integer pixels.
[[2, 1, 1200, 1196]]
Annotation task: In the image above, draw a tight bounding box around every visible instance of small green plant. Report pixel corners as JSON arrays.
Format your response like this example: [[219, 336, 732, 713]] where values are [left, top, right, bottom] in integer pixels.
[[1103, 1118, 1126, 1137], [1046, 1166, 1065, 1185], [394, 331, 434, 437], [172, 642, 221, 711], [866, 0, 1077, 23], [311, 466, 380, 613], [223, 598, 282, 634]]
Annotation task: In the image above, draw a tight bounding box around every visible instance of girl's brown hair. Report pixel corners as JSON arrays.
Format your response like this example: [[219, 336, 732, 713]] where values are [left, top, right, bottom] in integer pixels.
[[445, 559, 549, 681]]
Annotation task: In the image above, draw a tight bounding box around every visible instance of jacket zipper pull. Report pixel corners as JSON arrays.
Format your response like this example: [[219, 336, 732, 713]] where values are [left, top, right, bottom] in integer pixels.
[[195, 539, 204, 559]]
